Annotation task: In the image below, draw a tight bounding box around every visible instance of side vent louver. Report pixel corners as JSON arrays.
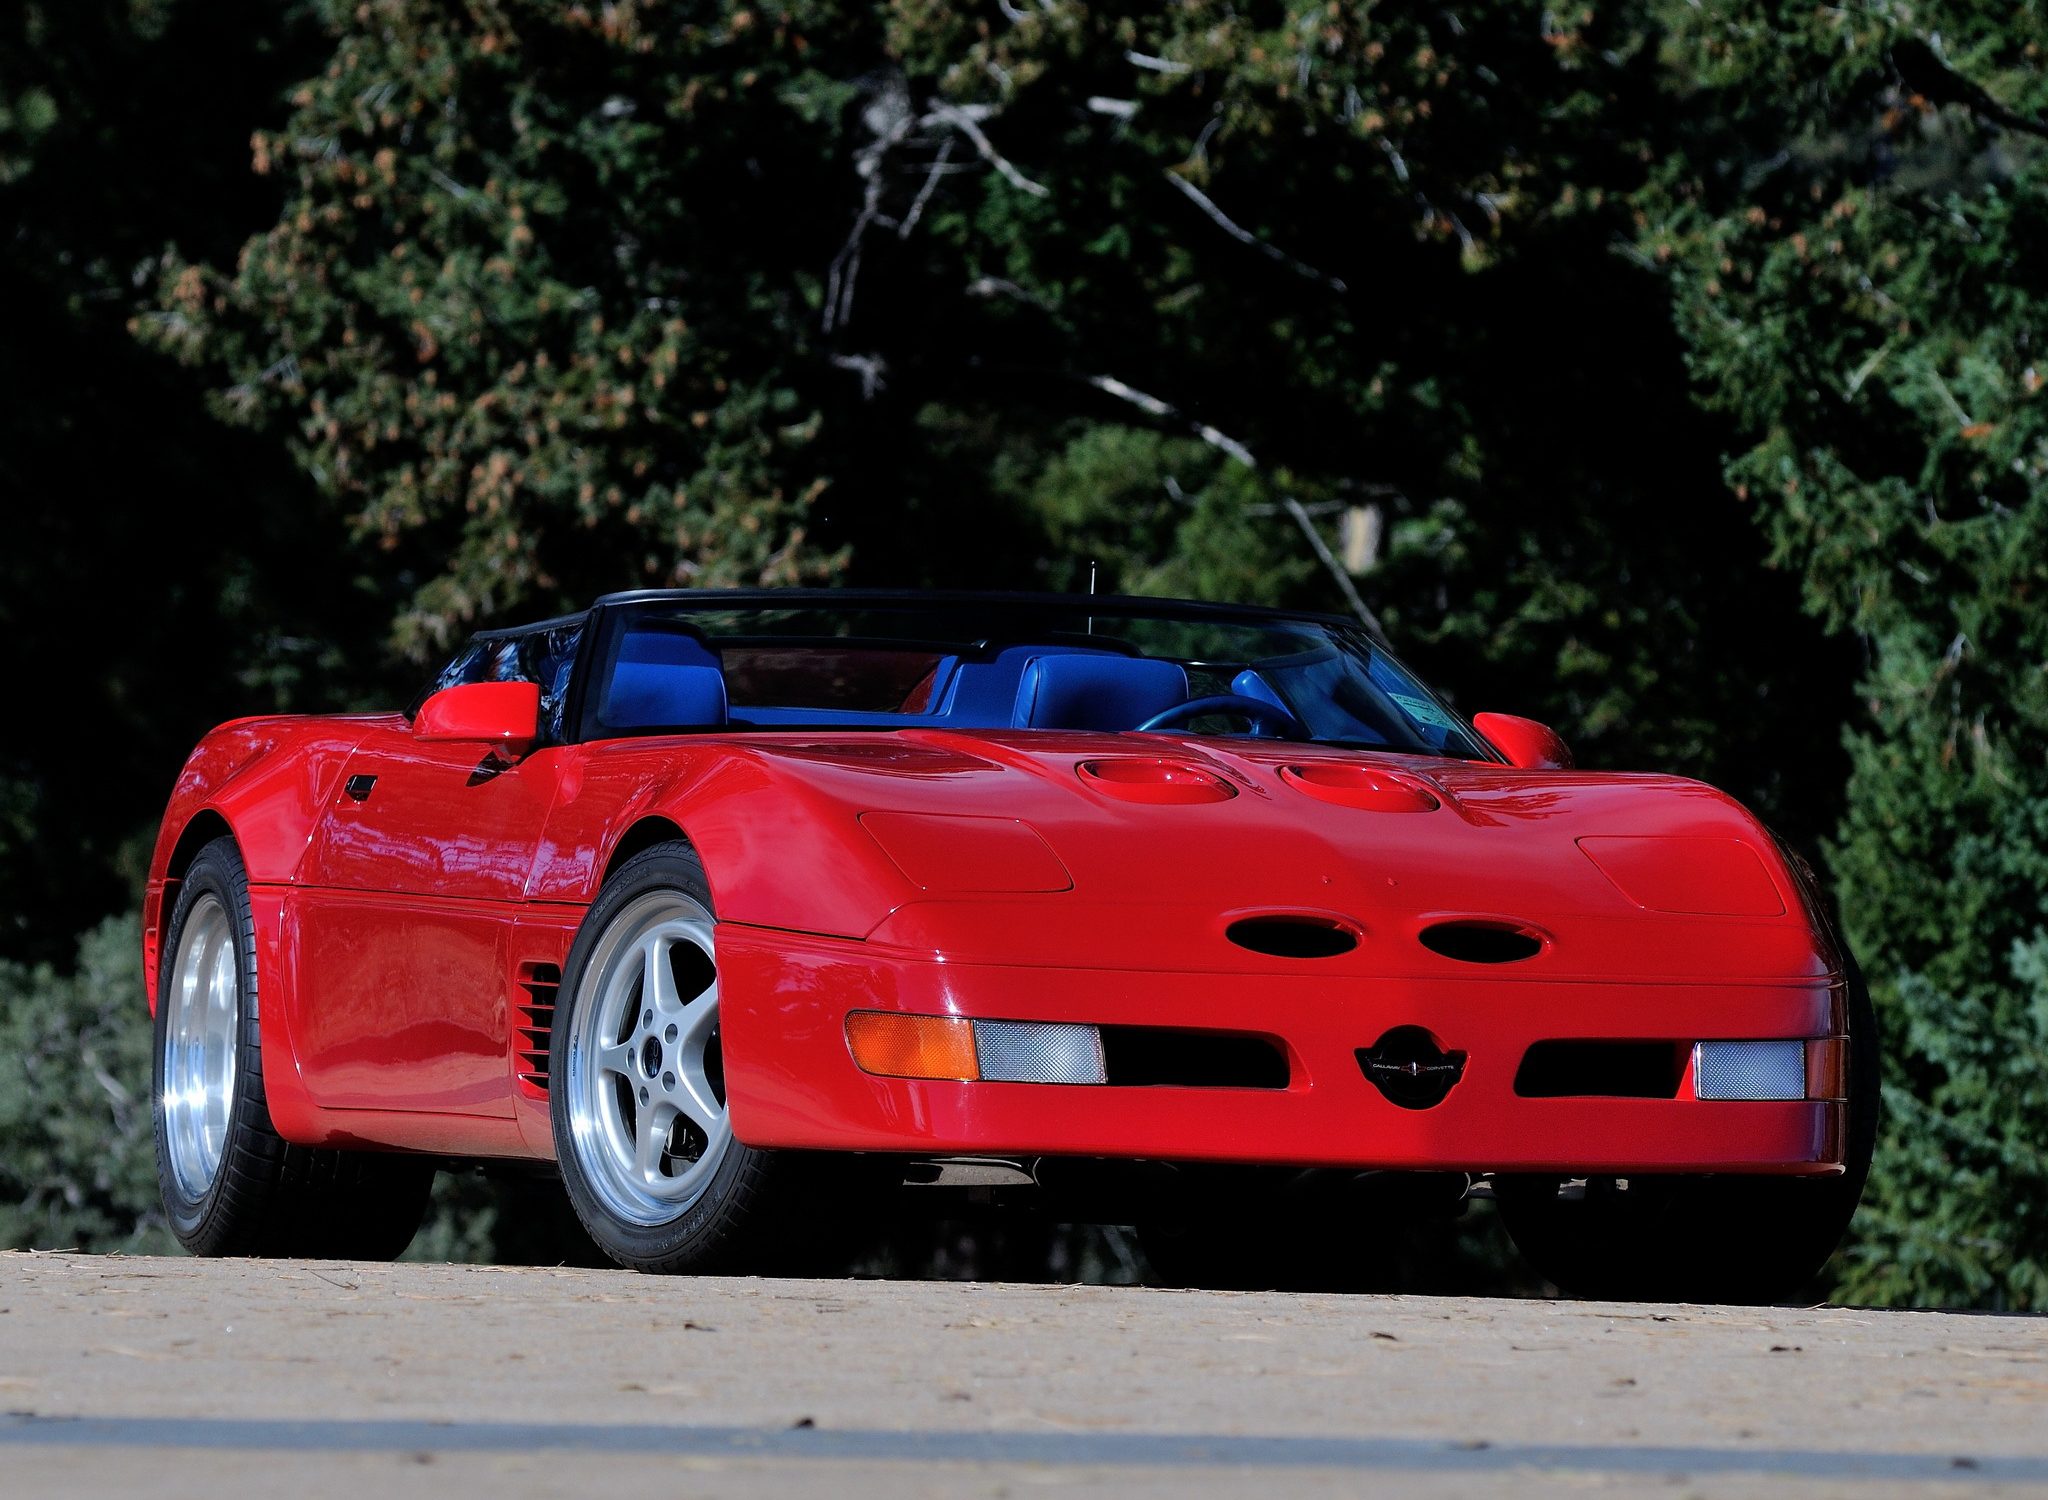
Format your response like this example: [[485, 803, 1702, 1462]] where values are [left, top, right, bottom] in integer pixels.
[[515, 961, 562, 1094]]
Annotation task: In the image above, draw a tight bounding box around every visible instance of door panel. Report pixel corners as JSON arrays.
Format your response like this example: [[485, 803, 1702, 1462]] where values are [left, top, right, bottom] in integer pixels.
[[293, 731, 567, 1115], [288, 891, 513, 1112], [307, 737, 559, 900]]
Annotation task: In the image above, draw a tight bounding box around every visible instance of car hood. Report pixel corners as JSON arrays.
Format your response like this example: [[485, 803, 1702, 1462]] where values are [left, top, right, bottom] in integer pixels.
[[699, 729, 1832, 984]]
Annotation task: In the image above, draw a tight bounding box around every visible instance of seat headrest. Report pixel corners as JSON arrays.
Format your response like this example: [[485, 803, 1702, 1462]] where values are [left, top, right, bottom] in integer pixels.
[[603, 628, 727, 729], [1012, 654, 1188, 731]]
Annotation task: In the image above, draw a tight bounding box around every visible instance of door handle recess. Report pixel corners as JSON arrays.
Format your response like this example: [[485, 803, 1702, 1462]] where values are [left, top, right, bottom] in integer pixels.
[[344, 774, 378, 802]]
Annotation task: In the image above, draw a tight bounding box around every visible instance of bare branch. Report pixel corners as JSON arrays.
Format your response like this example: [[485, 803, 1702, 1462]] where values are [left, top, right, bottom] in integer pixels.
[[823, 101, 917, 333], [1282, 496, 1390, 642], [967, 275, 1052, 308], [926, 102, 1050, 198], [1087, 374, 1257, 468], [1088, 96, 1141, 120], [1163, 172, 1347, 292], [1377, 135, 1410, 184], [1083, 370, 1389, 639], [831, 352, 888, 399], [1126, 50, 1192, 75], [897, 136, 956, 240]]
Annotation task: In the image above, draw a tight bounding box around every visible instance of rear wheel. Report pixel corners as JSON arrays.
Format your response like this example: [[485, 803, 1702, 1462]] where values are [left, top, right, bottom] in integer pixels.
[[153, 838, 433, 1259], [552, 842, 788, 1273], [1496, 966, 1880, 1304]]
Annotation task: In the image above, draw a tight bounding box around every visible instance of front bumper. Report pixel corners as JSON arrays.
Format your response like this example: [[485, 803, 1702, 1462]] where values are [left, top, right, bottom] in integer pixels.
[[717, 926, 1846, 1176]]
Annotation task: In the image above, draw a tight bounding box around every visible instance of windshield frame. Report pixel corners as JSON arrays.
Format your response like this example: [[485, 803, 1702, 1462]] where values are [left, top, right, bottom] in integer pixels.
[[540, 590, 1498, 761]]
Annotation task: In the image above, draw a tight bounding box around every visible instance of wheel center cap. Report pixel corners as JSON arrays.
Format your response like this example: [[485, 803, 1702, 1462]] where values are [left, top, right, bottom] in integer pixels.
[[640, 1037, 663, 1078]]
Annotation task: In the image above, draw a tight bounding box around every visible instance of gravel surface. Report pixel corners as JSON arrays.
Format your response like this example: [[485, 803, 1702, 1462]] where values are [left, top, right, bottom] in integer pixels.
[[2, 1252, 2043, 1497]]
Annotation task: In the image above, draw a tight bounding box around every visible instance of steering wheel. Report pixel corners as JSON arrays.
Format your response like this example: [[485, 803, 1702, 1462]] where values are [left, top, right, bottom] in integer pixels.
[[1137, 694, 1308, 740]]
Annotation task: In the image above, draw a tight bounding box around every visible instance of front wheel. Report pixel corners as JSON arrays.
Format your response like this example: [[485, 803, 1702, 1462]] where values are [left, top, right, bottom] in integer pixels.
[[1496, 966, 1880, 1304], [153, 837, 432, 1259], [551, 842, 784, 1273]]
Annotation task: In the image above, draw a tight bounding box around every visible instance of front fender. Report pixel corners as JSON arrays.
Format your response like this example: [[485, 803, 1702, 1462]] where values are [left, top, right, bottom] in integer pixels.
[[145, 716, 383, 996], [528, 742, 920, 938]]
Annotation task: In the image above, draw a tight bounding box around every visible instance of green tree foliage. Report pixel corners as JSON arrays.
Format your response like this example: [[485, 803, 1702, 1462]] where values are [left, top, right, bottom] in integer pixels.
[[1645, 2, 2048, 1306], [142, 0, 863, 657], [0, 0, 378, 963], [0, 918, 173, 1252]]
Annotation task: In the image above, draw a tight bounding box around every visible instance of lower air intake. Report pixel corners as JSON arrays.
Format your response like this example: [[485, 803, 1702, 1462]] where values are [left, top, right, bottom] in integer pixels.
[[1100, 1028, 1290, 1089], [1515, 1040, 1686, 1099]]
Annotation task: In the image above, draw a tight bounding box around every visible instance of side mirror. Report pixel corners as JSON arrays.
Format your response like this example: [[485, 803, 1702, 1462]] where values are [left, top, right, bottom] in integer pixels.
[[413, 681, 541, 753], [1472, 712, 1574, 771]]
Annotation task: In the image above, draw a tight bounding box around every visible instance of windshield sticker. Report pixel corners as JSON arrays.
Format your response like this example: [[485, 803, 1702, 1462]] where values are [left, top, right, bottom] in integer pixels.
[[1389, 692, 1459, 733]]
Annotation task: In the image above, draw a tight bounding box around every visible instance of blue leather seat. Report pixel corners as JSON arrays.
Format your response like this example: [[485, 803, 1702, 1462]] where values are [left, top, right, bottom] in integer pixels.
[[936, 644, 1117, 724], [602, 628, 728, 730], [1011, 655, 1189, 731]]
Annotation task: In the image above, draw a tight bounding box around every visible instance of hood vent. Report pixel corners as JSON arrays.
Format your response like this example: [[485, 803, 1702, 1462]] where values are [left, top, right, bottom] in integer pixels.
[[1225, 915, 1360, 959], [1279, 762, 1441, 813], [1077, 758, 1237, 805], [1418, 921, 1543, 964]]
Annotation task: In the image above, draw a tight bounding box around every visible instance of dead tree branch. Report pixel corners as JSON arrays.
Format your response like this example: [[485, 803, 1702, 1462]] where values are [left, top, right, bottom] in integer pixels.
[[926, 102, 1050, 198], [1164, 173, 1347, 292], [1081, 372, 1390, 639], [1282, 496, 1389, 643], [897, 136, 957, 240]]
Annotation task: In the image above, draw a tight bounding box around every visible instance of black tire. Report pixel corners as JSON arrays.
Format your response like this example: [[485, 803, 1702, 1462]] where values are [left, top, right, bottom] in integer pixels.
[[550, 841, 795, 1274], [1495, 963, 1881, 1304], [153, 838, 434, 1259]]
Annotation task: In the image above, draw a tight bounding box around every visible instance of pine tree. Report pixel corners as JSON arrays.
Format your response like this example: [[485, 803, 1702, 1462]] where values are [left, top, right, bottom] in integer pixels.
[[1645, 2, 2048, 1307]]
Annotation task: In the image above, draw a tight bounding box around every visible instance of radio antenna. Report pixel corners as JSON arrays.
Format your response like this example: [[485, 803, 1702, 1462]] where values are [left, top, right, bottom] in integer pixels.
[[1087, 561, 1097, 633]]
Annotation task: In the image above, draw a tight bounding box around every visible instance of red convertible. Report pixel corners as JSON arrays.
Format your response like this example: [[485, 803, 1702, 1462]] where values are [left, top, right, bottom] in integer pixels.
[[147, 590, 1874, 1299]]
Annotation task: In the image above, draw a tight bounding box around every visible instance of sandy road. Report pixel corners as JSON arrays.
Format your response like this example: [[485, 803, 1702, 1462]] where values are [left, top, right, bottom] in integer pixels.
[[0, 1253, 2043, 1498]]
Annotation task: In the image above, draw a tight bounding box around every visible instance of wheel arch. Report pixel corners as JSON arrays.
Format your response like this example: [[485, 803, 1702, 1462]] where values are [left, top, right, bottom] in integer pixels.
[[166, 808, 238, 883], [148, 808, 240, 1006], [600, 816, 697, 890]]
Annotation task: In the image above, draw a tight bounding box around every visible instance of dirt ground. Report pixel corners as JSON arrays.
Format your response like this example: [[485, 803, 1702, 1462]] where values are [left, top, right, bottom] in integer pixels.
[[1, 1252, 2043, 1498]]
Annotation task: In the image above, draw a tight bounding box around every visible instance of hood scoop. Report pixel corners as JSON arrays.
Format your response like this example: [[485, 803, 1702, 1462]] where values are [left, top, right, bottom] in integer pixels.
[[1224, 913, 1360, 959], [1418, 920, 1545, 964], [1077, 758, 1237, 805], [1279, 763, 1440, 812]]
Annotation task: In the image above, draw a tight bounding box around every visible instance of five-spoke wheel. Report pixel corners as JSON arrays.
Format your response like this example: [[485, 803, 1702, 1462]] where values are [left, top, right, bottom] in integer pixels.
[[551, 840, 790, 1272], [564, 890, 732, 1225]]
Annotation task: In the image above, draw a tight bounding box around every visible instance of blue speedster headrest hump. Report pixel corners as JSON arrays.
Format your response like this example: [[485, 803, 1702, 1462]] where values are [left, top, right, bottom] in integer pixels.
[[603, 626, 727, 730], [1012, 654, 1189, 731]]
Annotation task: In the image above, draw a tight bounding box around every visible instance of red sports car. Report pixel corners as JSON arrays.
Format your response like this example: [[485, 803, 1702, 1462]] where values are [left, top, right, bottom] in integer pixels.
[[147, 590, 1875, 1299]]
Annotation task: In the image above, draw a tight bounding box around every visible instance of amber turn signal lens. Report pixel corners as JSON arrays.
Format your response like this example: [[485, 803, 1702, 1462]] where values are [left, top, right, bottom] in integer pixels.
[[845, 1012, 980, 1081]]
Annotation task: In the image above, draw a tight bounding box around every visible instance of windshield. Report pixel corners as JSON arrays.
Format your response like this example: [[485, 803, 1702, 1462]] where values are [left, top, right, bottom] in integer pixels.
[[573, 595, 1493, 760]]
